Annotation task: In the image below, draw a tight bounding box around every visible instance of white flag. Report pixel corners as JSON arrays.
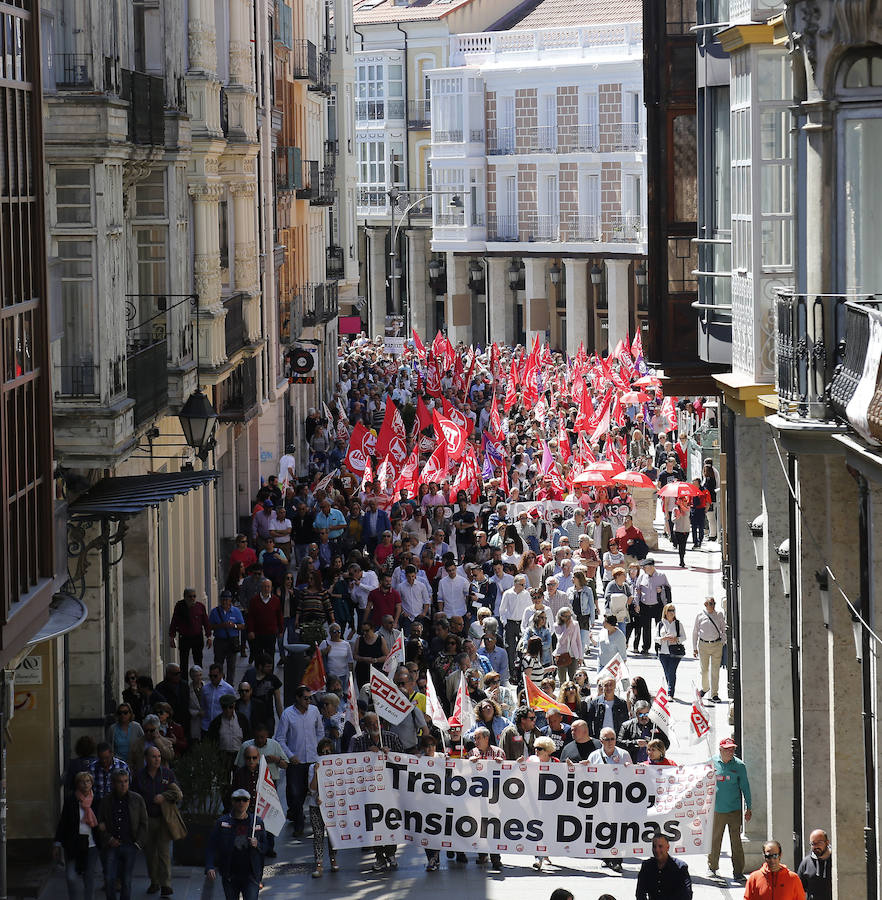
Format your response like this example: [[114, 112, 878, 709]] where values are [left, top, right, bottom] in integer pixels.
[[369, 667, 413, 725], [596, 652, 631, 687], [382, 631, 405, 677], [450, 671, 476, 732], [647, 685, 673, 733], [424, 667, 450, 733], [254, 755, 287, 836], [344, 671, 362, 737], [688, 697, 712, 746]]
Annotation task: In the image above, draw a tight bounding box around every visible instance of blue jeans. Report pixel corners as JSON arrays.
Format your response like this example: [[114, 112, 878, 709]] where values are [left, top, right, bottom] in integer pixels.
[[659, 653, 681, 697], [64, 846, 99, 900], [103, 843, 138, 900], [222, 877, 260, 900]]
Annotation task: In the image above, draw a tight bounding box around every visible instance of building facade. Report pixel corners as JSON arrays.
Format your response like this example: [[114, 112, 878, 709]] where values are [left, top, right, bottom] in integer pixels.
[[4, 0, 349, 860], [352, 0, 525, 342], [698, 1, 882, 894], [429, 3, 647, 354]]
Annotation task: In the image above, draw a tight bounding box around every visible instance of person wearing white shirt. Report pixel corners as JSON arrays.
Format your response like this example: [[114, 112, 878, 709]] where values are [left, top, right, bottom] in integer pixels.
[[397, 567, 432, 634], [520, 599, 553, 633], [501, 539, 522, 568], [692, 596, 727, 701], [349, 565, 379, 629], [274, 685, 324, 834], [498, 575, 532, 675], [436, 562, 470, 618], [490, 567, 514, 597], [278, 446, 296, 487], [587, 727, 632, 874]]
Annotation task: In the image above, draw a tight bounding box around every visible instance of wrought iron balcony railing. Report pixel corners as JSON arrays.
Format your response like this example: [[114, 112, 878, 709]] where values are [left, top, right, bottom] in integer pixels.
[[224, 292, 247, 357], [326, 245, 345, 280], [55, 53, 93, 90], [218, 356, 259, 421], [120, 69, 165, 146], [408, 99, 431, 128], [127, 337, 169, 426]]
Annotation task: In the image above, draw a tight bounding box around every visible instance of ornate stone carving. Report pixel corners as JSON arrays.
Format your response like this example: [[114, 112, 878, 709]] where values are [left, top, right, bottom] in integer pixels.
[[243, 158, 256, 174], [833, 0, 874, 46], [188, 182, 223, 201], [234, 242, 259, 290], [194, 253, 222, 304], [229, 180, 256, 197], [188, 23, 217, 74], [795, 0, 823, 75], [204, 158, 219, 175], [228, 41, 253, 86]]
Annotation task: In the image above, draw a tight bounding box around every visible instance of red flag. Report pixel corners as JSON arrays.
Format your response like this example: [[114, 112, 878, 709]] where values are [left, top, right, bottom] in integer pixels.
[[558, 423, 572, 463], [359, 456, 374, 490], [632, 328, 644, 360], [425, 355, 442, 397], [412, 329, 426, 361], [420, 442, 449, 485], [433, 409, 468, 460], [449, 445, 481, 503], [489, 392, 503, 442], [500, 460, 510, 495], [416, 394, 433, 432], [301, 644, 326, 693], [490, 342, 500, 380], [573, 382, 595, 431], [442, 398, 472, 436], [344, 422, 370, 475], [503, 360, 518, 413], [375, 400, 408, 469], [394, 445, 421, 496]]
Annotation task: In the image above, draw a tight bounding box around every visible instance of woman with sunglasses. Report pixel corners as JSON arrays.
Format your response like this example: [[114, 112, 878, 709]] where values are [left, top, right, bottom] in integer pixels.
[[466, 698, 510, 744], [107, 704, 143, 766], [656, 602, 686, 699], [121, 669, 143, 722]]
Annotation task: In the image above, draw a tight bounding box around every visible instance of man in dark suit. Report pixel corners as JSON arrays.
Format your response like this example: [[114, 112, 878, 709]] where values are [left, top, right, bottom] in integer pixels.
[[585, 678, 630, 740]]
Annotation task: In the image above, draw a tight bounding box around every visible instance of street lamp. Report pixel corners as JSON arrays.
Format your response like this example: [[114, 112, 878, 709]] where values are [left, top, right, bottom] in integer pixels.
[[507, 260, 521, 289], [549, 262, 562, 286], [815, 570, 831, 629], [776, 538, 790, 596], [749, 515, 765, 569], [468, 259, 483, 285], [590, 263, 603, 285], [178, 388, 219, 461], [635, 261, 647, 286]]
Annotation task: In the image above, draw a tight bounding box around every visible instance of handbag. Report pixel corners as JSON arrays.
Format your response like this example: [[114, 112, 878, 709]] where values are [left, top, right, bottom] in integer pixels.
[[555, 652, 574, 667], [669, 643, 686, 657]]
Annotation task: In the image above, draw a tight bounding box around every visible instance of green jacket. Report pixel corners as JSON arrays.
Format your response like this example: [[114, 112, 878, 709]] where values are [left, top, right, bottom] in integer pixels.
[[712, 753, 752, 813]]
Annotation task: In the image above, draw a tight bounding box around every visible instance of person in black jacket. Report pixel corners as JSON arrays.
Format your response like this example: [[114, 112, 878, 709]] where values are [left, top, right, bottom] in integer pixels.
[[636, 834, 693, 899], [206, 694, 253, 772], [585, 678, 629, 740], [797, 829, 832, 900], [53, 771, 100, 900], [205, 792, 268, 899], [617, 702, 670, 763]]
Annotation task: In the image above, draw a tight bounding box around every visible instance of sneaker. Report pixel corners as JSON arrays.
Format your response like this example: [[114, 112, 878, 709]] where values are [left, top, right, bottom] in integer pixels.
[[426, 858, 440, 872], [698, 690, 706, 697], [712, 694, 723, 703], [387, 857, 398, 870], [734, 873, 747, 882], [708, 868, 719, 878], [532, 859, 543, 870], [370, 861, 389, 873]]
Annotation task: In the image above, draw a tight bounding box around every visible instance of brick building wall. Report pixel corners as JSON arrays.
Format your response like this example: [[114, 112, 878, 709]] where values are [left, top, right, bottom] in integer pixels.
[[486, 90, 496, 147], [560, 161, 578, 239], [557, 85, 578, 152], [517, 162, 537, 239], [515, 88, 537, 153], [598, 83, 622, 153], [601, 160, 621, 238], [487, 164, 497, 218]]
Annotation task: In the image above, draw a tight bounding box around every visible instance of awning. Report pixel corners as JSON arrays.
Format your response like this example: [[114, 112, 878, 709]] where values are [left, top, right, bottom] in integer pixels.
[[26, 592, 88, 645], [68, 470, 220, 519]]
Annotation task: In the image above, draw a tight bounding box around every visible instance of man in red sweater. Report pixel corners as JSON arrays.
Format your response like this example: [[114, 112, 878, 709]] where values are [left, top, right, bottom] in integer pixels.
[[245, 579, 283, 662], [744, 840, 805, 899], [365, 573, 402, 629]]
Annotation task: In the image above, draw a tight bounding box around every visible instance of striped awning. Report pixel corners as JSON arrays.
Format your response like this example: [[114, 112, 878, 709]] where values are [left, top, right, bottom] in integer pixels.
[[68, 470, 220, 519]]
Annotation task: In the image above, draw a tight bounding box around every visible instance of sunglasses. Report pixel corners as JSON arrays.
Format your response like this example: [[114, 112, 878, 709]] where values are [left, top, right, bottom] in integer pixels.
[[233, 798, 250, 803], [126, 675, 137, 682], [117, 709, 131, 715], [601, 737, 616, 742], [764, 853, 780, 860]]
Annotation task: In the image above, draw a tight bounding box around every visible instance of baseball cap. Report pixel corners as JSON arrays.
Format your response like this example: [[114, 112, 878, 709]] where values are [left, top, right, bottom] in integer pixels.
[[231, 788, 251, 800], [641, 557, 656, 567], [263, 499, 274, 509], [719, 737, 737, 748]]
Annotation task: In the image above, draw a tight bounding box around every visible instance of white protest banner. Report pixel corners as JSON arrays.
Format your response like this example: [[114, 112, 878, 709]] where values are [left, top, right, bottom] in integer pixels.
[[596, 653, 631, 688], [382, 631, 405, 677], [688, 699, 712, 746], [510, 500, 578, 525], [317, 754, 716, 857], [344, 672, 362, 737], [254, 756, 287, 836], [369, 668, 413, 725], [648, 685, 673, 734], [424, 667, 450, 734]]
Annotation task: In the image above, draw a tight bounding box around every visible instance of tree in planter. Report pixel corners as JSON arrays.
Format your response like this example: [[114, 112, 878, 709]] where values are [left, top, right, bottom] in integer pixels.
[[172, 740, 229, 866]]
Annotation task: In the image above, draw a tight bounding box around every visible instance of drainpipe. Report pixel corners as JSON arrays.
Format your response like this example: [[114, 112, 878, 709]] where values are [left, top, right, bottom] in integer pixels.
[[852, 471, 877, 899], [723, 405, 741, 743], [102, 520, 114, 717], [788, 451, 803, 864], [395, 20, 410, 321]]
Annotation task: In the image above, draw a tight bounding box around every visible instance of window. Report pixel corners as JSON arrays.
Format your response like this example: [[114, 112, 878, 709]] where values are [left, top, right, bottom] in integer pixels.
[[539, 95, 557, 151], [55, 168, 92, 225], [358, 139, 386, 206], [623, 174, 642, 218], [841, 115, 882, 292], [356, 62, 384, 120], [218, 200, 229, 271], [433, 77, 463, 142], [57, 238, 95, 389], [135, 169, 166, 217], [499, 95, 514, 152], [136, 227, 167, 296], [581, 92, 598, 149], [579, 172, 600, 240]]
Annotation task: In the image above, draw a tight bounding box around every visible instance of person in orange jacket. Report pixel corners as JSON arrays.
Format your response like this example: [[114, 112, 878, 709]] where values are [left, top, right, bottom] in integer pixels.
[[744, 840, 806, 900]]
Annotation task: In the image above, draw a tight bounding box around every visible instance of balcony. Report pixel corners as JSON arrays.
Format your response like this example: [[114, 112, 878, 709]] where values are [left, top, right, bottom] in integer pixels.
[[528, 214, 560, 242], [357, 188, 388, 210], [55, 53, 93, 90], [280, 288, 303, 346], [291, 39, 318, 81], [564, 214, 601, 242], [434, 129, 463, 144], [223, 292, 247, 357], [310, 169, 335, 206], [605, 214, 645, 242], [301, 282, 339, 326], [435, 211, 465, 227], [217, 355, 259, 422], [830, 299, 882, 425], [558, 124, 598, 152], [609, 122, 642, 151], [220, 86, 229, 136], [326, 245, 345, 280], [487, 127, 515, 155], [487, 214, 519, 242], [55, 363, 99, 399], [408, 99, 431, 129], [409, 199, 432, 220], [776, 293, 882, 421], [355, 98, 405, 123], [126, 336, 169, 427], [276, 146, 302, 192], [325, 138, 339, 160], [296, 159, 320, 200], [120, 70, 165, 146], [308, 51, 332, 95]]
